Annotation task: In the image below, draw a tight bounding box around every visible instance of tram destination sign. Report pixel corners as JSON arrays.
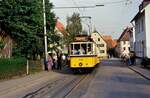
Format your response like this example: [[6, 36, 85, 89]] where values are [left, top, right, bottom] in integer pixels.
[[75, 36, 89, 42]]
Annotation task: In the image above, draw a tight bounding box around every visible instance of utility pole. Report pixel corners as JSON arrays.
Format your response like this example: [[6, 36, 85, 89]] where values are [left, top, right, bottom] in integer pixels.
[[43, 0, 48, 64]]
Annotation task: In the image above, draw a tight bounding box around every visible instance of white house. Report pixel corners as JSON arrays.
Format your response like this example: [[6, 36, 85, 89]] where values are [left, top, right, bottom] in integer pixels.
[[116, 27, 132, 57], [91, 32, 107, 59], [131, 0, 150, 58]]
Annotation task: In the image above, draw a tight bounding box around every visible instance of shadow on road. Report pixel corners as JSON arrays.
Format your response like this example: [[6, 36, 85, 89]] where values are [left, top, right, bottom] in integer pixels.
[[100, 59, 127, 68]]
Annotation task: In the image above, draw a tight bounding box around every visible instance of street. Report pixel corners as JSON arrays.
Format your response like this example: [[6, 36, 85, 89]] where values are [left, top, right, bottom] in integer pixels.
[[1, 59, 150, 98]]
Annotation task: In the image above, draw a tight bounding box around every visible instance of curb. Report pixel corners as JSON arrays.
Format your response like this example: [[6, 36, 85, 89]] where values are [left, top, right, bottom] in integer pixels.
[[128, 66, 150, 80]]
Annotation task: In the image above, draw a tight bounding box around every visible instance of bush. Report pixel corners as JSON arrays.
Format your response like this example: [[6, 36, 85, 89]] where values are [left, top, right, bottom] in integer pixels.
[[0, 57, 26, 79]]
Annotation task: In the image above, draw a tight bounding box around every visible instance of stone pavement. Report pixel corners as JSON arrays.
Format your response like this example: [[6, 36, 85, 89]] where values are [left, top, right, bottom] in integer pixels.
[[0, 71, 60, 97], [128, 65, 150, 80]]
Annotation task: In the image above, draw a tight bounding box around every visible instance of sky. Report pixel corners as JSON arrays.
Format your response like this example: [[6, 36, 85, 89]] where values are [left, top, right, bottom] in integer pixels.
[[50, 0, 143, 39]]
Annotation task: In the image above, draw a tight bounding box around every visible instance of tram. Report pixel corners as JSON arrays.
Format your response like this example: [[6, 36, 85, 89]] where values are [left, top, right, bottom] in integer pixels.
[[69, 35, 100, 72]]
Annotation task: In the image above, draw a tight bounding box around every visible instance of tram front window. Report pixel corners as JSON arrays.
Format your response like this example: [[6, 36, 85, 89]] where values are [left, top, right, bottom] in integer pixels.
[[70, 43, 93, 55], [71, 44, 80, 55]]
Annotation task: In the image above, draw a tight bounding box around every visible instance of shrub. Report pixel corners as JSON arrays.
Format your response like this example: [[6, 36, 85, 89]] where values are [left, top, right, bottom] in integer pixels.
[[0, 57, 26, 79]]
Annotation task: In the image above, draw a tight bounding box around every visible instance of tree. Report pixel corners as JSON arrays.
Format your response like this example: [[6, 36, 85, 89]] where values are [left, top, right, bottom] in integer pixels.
[[66, 13, 82, 44], [0, 0, 56, 59]]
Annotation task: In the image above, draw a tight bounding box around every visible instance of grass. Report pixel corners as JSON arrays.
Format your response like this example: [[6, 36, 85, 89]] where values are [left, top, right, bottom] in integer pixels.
[[28, 60, 43, 74], [0, 58, 43, 80], [0, 57, 26, 79]]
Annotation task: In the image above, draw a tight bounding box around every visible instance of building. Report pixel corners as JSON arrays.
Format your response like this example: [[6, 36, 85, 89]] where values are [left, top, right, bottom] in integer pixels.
[[116, 27, 132, 57], [0, 31, 13, 58], [55, 21, 68, 37], [131, 0, 150, 58], [102, 35, 117, 57], [91, 32, 107, 59], [48, 21, 68, 54]]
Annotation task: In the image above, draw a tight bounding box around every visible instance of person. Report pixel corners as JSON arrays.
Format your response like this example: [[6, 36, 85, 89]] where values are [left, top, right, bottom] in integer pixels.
[[72, 49, 78, 54], [130, 52, 136, 65], [126, 53, 132, 66], [79, 47, 85, 54], [47, 54, 53, 71], [62, 53, 66, 66], [57, 53, 62, 70], [52, 53, 58, 69]]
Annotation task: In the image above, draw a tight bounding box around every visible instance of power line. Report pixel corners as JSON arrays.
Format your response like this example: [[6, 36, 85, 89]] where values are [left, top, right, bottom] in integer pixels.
[[54, 5, 104, 9], [71, 0, 81, 11], [101, 0, 126, 4]]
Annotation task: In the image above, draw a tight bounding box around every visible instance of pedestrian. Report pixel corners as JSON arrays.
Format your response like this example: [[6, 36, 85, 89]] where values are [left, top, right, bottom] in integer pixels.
[[47, 54, 53, 71], [52, 53, 58, 69], [57, 53, 62, 70], [62, 53, 66, 66], [130, 52, 136, 65], [127, 53, 132, 66]]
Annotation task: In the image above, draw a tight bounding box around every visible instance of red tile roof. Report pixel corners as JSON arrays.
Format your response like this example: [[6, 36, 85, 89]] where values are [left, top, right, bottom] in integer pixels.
[[55, 21, 68, 36], [118, 27, 132, 41], [102, 35, 117, 50]]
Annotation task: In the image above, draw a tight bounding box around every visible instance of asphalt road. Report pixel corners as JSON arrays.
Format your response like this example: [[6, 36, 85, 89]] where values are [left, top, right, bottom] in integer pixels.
[[81, 60, 150, 98], [1, 59, 150, 98]]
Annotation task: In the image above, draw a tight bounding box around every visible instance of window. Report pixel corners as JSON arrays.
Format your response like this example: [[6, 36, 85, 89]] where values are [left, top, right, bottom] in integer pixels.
[[141, 18, 144, 32], [98, 38, 100, 41], [100, 50, 105, 53], [99, 44, 104, 47], [123, 47, 126, 51], [123, 41, 126, 45], [128, 47, 130, 51]]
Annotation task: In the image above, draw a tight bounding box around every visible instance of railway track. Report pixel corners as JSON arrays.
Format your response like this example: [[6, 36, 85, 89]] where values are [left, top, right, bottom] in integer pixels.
[[23, 67, 97, 98]]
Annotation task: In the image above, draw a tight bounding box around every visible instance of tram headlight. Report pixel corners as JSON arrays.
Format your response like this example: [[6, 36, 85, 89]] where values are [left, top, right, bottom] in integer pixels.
[[79, 62, 83, 66]]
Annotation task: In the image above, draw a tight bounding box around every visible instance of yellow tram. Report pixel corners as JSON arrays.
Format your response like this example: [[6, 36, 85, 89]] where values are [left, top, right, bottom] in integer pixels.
[[69, 35, 100, 72]]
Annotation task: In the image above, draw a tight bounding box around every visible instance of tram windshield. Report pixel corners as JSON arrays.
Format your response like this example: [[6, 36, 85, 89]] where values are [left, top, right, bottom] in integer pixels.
[[70, 42, 94, 55]]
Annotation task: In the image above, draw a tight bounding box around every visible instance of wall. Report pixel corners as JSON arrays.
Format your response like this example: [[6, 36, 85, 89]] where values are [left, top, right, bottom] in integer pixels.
[[91, 32, 107, 59], [118, 41, 130, 57], [134, 13, 146, 58], [145, 4, 150, 58]]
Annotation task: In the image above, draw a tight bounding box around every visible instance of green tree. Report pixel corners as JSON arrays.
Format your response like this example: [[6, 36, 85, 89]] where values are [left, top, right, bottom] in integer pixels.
[[65, 13, 82, 44], [0, 0, 56, 59]]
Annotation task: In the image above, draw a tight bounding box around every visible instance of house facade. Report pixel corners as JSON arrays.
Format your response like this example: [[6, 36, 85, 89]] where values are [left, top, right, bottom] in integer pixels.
[[48, 21, 68, 54], [131, 0, 150, 58], [116, 27, 132, 57], [91, 32, 107, 59]]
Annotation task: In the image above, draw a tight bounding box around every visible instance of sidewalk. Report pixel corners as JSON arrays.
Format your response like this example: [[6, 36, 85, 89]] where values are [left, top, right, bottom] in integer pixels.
[[128, 65, 150, 80], [0, 71, 60, 96]]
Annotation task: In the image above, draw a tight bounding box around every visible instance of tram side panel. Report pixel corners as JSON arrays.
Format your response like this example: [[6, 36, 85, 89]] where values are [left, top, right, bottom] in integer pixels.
[[70, 55, 97, 68]]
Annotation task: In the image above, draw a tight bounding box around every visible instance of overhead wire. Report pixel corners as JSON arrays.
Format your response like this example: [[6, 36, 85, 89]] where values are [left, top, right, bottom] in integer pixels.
[[71, 0, 84, 15]]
